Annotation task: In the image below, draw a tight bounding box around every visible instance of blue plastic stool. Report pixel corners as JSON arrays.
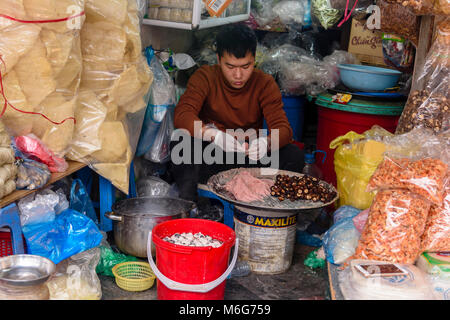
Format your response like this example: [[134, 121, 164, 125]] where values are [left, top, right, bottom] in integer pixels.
[[0, 203, 25, 255], [197, 184, 234, 229], [77, 161, 137, 232]]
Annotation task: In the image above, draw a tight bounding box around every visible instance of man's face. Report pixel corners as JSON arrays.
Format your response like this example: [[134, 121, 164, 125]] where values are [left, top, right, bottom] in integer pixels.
[[217, 51, 255, 89]]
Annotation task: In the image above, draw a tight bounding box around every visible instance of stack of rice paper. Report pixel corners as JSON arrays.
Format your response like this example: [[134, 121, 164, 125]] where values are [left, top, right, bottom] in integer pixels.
[[0, 120, 17, 199], [66, 0, 153, 194], [0, 0, 85, 157], [0, 0, 153, 194]]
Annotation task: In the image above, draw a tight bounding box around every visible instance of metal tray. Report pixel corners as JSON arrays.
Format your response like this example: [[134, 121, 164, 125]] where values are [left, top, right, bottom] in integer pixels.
[[206, 168, 339, 213], [0, 254, 55, 287]]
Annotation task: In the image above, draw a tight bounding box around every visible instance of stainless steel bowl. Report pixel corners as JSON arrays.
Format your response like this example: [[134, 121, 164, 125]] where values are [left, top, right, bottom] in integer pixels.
[[0, 255, 56, 287]]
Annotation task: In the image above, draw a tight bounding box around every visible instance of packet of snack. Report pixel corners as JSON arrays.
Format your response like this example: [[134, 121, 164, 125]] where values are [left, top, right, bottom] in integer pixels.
[[353, 188, 431, 264], [396, 19, 449, 135], [366, 157, 448, 205], [421, 174, 450, 252]]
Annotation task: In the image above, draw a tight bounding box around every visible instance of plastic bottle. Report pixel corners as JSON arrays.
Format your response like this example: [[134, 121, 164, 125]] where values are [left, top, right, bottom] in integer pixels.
[[228, 260, 251, 278], [302, 150, 326, 180]]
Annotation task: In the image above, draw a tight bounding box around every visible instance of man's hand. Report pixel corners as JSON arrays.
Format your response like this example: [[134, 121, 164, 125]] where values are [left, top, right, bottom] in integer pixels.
[[247, 137, 268, 161], [203, 127, 247, 153]]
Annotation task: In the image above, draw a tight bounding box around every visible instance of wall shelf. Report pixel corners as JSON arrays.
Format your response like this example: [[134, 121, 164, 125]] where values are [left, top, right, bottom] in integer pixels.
[[0, 161, 86, 209], [143, 0, 250, 30]]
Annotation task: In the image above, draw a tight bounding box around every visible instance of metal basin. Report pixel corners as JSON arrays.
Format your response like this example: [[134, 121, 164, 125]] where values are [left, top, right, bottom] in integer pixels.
[[0, 255, 56, 287], [207, 168, 339, 212], [106, 197, 195, 258]]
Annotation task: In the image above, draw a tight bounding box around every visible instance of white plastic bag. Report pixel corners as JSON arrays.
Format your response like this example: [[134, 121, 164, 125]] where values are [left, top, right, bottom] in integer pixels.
[[323, 206, 361, 264], [427, 275, 450, 300], [277, 49, 358, 96], [0, 0, 85, 156], [17, 188, 66, 227], [46, 247, 102, 300], [252, 0, 277, 28], [173, 53, 196, 70], [144, 108, 174, 163], [136, 175, 171, 197], [339, 260, 436, 300], [273, 1, 307, 25], [136, 47, 176, 157]]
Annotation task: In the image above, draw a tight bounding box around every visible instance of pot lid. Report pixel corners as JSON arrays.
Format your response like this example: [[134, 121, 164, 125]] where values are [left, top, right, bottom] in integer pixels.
[[111, 196, 195, 217]]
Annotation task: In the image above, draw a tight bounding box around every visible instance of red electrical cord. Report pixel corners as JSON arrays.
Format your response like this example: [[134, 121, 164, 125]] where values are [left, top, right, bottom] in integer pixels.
[[0, 11, 84, 125], [337, 0, 360, 27]]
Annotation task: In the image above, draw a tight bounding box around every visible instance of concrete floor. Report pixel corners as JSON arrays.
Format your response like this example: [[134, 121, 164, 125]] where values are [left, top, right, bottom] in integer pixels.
[[99, 243, 329, 300]]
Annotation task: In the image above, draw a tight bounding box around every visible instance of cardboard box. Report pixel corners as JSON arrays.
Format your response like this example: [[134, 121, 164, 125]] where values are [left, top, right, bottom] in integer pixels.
[[348, 19, 387, 67]]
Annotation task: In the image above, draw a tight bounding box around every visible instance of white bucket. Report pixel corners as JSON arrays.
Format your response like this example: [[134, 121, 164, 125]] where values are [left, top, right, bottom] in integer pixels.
[[233, 207, 297, 274]]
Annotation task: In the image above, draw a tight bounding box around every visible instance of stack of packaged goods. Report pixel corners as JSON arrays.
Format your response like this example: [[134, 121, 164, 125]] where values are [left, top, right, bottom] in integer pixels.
[[0, 0, 153, 195], [0, 121, 16, 200], [337, 127, 450, 300], [0, 0, 85, 158], [396, 19, 449, 135], [148, 0, 194, 23], [66, 0, 154, 194]]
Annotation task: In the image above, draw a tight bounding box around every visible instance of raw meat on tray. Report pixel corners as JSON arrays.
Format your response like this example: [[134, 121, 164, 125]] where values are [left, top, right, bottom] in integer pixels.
[[224, 170, 274, 202]]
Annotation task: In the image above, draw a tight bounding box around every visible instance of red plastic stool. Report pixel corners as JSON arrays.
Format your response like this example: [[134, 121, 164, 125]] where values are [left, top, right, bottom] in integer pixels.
[[0, 203, 25, 256]]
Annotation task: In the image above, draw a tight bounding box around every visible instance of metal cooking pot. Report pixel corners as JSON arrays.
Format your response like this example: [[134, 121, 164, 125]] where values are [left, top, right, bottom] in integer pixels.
[[105, 197, 195, 258]]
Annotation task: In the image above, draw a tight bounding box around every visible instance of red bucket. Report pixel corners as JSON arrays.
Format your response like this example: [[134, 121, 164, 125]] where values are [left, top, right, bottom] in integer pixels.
[[316, 105, 399, 187], [147, 218, 237, 300]]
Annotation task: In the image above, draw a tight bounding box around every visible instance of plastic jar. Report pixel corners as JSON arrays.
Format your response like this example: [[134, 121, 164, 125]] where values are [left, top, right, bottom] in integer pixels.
[[159, 0, 170, 7], [158, 7, 171, 20], [179, 0, 194, 9], [181, 9, 192, 23], [170, 8, 183, 22], [148, 7, 160, 19]]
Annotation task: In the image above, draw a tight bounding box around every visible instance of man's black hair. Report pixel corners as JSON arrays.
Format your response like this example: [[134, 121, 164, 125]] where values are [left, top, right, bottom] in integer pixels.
[[215, 24, 257, 59]]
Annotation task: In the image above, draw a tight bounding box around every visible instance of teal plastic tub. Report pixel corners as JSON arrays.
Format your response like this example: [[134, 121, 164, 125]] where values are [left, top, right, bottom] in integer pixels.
[[338, 64, 402, 92]]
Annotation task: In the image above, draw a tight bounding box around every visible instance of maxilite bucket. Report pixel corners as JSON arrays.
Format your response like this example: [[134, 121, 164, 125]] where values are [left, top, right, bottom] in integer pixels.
[[233, 207, 297, 274], [147, 218, 237, 300]]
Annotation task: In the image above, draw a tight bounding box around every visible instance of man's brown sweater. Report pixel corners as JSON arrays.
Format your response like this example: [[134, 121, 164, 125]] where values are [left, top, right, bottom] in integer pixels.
[[174, 65, 293, 148]]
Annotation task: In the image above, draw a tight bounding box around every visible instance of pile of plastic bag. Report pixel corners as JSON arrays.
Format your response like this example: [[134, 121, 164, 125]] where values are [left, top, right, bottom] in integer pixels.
[[251, 0, 310, 29], [352, 128, 449, 265], [16, 180, 104, 300], [96, 234, 138, 278], [326, 128, 450, 266], [258, 44, 359, 96]]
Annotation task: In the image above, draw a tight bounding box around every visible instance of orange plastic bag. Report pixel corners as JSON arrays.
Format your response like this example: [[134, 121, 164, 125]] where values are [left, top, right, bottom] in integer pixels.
[[366, 157, 448, 205], [421, 174, 450, 252], [353, 189, 431, 264]]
